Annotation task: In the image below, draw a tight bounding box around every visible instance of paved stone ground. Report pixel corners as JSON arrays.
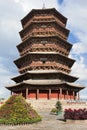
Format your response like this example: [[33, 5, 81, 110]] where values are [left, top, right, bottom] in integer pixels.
[[0, 110, 87, 130]]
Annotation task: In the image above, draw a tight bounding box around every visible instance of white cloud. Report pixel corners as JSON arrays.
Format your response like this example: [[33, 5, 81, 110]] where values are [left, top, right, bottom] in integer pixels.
[[60, 0, 87, 30], [71, 56, 87, 81], [80, 94, 87, 100], [15, 0, 58, 12], [59, 0, 87, 54], [0, 0, 59, 98], [0, 57, 14, 98], [0, 0, 23, 58], [72, 32, 87, 54], [59, 0, 87, 88]]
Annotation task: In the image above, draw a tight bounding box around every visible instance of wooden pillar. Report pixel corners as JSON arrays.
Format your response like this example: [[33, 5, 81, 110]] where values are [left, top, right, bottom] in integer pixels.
[[70, 90, 71, 100], [26, 88, 28, 99], [36, 89, 39, 99], [11, 90, 12, 95], [74, 91, 76, 100], [77, 91, 80, 100], [59, 88, 62, 100], [73, 90, 75, 100], [49, 89, 51, 99], [66, 90, 68, 100], [20, 90, 22, 95]]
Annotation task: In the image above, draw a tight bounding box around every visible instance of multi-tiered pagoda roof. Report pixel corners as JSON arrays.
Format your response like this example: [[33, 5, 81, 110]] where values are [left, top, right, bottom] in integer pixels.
[[6, 8, 84, 100]]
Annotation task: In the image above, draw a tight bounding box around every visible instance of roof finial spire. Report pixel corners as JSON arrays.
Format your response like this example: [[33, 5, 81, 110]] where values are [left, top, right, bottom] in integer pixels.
[[42, 2, 46, 9]]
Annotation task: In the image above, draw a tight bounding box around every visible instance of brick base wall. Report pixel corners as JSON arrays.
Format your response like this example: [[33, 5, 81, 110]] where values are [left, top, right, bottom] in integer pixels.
[[26, 99, 87, 112]]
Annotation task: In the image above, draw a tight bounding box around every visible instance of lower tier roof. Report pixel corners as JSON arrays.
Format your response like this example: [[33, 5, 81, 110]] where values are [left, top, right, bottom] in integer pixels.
[[14, 52, 75, 68], [12, 70, 78, 83], [17, 36, 72, 52], [6, 79, 85, 90]]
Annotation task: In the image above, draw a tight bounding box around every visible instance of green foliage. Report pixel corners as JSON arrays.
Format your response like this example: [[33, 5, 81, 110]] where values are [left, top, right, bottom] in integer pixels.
[[55, 101, 62, 112], [51, 108, 58, 113], [51, 100, 62, 114], [0, 95, 41, 125]]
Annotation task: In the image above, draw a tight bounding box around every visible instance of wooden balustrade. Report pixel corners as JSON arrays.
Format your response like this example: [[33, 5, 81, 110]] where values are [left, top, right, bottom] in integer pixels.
[[23, 15, 65, 29], [21, 23, 68, 42], [20, 44, 69, 56], [19, 61, 70, 74]]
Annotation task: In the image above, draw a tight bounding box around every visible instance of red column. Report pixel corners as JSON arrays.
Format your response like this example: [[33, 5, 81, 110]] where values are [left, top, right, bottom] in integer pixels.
[[49, 89, 51, 99], [59, 88, 62, 100], [36, 89, 39, 99], [66, 90, 69, 100], [78, 91, 80, 100], [73, 91, 75, 100], [74, 91, 76, 100], [26, 88, 28, 99]]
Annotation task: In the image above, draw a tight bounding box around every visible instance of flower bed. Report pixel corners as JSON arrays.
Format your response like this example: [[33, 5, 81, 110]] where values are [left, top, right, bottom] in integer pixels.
[[64, 108, 87, 120]]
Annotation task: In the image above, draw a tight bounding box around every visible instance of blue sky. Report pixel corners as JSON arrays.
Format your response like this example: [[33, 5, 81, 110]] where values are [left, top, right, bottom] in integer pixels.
[[0, 0, 87, 99]]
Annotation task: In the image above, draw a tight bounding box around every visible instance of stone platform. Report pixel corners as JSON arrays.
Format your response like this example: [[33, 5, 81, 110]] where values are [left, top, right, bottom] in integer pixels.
[[26, 99, 87, 111]]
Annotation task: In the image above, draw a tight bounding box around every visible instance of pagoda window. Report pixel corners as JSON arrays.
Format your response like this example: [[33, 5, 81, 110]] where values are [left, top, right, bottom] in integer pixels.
[[41, 25, 47, 28], [40, 58, 47, 64], [41, 14, 47, 16], [42, 61, 46, 64], [41, 41, 47, 44]]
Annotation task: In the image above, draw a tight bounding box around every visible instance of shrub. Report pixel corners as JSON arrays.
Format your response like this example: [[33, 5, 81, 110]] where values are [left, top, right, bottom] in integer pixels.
[[55, 101, 62, 112], [51, 108, 58, 114], [51, 101, 62, 114], [64, 108, 87, 120], [0, 95, 42, 125]]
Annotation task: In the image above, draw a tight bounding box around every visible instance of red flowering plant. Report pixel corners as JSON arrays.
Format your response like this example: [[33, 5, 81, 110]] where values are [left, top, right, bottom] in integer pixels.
[[64, 108, 87, 120]]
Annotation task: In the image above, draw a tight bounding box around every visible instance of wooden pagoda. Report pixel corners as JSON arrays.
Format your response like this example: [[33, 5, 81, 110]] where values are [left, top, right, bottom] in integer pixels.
[[6, 8, 84, 100]]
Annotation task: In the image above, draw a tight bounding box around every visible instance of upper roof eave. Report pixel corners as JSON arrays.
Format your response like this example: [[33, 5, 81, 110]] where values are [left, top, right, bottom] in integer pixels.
[[19, 20, 69, 36], [11, 70, 78, 83], [14, 52, 75, 68], [21, 8, 67, 27], [17, 35, 72, 50]]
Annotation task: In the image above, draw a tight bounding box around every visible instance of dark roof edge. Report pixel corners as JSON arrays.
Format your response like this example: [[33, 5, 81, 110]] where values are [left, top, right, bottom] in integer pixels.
[[21, 8, 67, 26]]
